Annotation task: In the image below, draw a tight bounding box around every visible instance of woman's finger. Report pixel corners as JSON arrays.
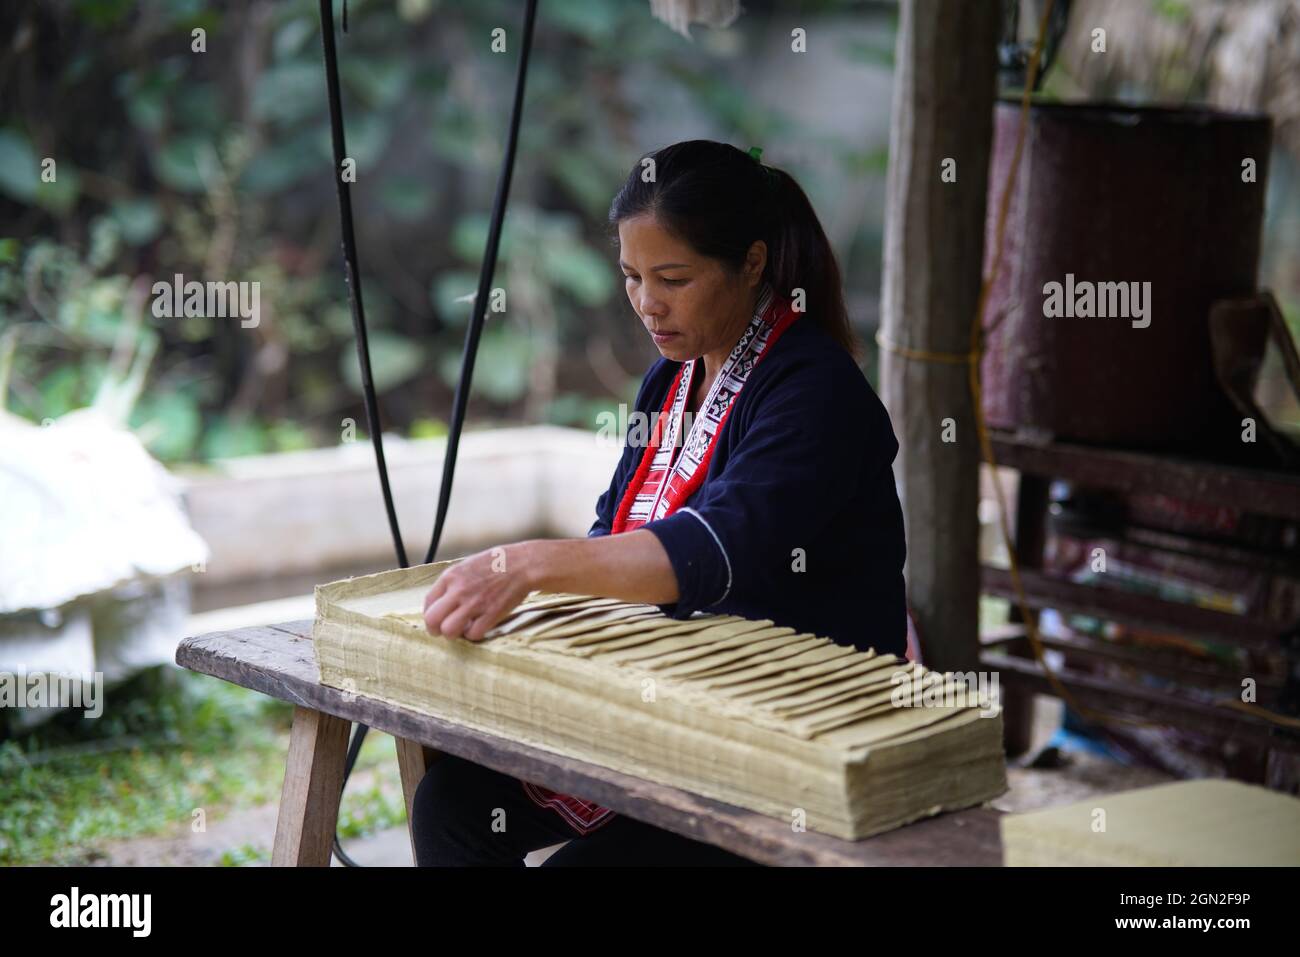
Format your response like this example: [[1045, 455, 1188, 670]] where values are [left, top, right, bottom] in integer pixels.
[[439, 601, 481, 641], [465, 605, 507, 642], [422, 575, 449, 613], [423, 593, 458, 636]]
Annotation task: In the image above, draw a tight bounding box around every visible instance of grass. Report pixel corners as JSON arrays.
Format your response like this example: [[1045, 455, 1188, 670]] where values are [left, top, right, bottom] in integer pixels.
[[0, 665, 410, 865]]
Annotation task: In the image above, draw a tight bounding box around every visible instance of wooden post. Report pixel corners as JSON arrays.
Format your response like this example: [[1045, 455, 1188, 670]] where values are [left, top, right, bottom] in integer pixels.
[[880, 0, 1000, 674], [272, 706, 351, 866]]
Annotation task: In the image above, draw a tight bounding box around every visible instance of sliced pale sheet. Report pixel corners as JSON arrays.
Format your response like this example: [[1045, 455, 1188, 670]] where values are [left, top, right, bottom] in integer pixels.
[[784, 686, 904, 734], [486, 603, 605, 637], [523, 605, 663, 640], [790, 670, 982, 733], [518, 593, 621, 612], [648, 629, 800, 677], [563, 615, 739, 649], [757, 661, 914, 715], [702, 643, 858, 690], [609, 619, 775, 664], [570, 617, 737, 655], [813, 696, 981, 745], [679, 635, 829, 680], [723, 652, 903, 700], [744, 655, 900, 707]]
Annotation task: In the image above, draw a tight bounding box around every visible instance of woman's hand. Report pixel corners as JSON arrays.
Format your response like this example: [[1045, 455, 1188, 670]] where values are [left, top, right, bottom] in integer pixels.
[[421, 531, 680, 642], [422, 542, 538, 642]]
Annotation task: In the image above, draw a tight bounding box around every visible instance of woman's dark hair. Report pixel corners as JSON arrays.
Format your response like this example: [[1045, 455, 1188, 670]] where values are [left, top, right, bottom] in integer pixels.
[[608, 139, 857, 357]]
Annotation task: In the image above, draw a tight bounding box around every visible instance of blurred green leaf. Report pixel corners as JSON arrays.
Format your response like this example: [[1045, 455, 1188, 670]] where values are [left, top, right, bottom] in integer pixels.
[[87, 216, 120, 271], [34, 166, 82, 217], [201, 417, 269, 459], [117, 66, 174, 134], [0, 129, 40, 203], [72, 0, 133, 27], [173, 83, 221, 135], [548, 149, 616, 218], [837, 35, 896, 68], [109, 199, 163, 246], [542, 392, 619, 430], [268, 419, 315, 452], [342, 58, 411, 109], [450, 213, 522, 263], [427, 104, 482, 166], [543, 0, 623, 42], [437, 324, 529, 404], [241, 130, 326, 194], [37, 366, 85, 419], [154, 136, 211, 193], [409, 417, 447, 439], [273, 18, 315, 59], [340, 329, 425, 393], [312, 112, 391, 168], [842, 146, 890, 175], [252, 61, 323, 125], [1154, 0, 1193, 23], [540, 240, 614, 307], [378, 177, 436, 221], [131, 390, 202, 462], [430, 269, 483, 324], [56, 276, 130, 346], [163, 0, 208, 24]]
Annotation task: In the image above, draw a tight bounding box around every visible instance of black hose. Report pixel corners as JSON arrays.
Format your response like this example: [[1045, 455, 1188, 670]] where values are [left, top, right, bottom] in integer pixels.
[[318, 0, 408, 570], [316, 0, 539, 867]]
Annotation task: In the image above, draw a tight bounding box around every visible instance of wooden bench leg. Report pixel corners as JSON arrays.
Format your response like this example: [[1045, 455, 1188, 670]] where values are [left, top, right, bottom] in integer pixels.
[[396, 738, 442, 864], [272, 706, 351, 866]]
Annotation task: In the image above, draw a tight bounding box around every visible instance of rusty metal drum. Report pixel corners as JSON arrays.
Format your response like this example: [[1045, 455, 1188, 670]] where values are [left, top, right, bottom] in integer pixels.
[[980, 101, 1272, 450]]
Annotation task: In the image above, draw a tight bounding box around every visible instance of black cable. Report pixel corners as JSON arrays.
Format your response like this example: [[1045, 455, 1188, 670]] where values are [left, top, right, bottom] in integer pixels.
[[318, 0, 408, 571], [316, 0, 539, 866]]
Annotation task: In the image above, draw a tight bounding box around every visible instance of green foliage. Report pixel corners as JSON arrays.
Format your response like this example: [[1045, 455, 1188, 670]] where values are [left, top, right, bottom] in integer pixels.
[[0, 668, 293, 865], [2, 0, 894, 462], [438, 324, 532, 404], [0, 129, 40, 202], [336, 781, 406, 840], [218, 843, 271, 867], [339, 329, 426, 394]]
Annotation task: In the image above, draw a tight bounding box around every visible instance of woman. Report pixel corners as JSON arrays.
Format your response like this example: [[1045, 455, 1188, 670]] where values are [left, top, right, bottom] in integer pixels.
[[411, 139, 907, 867]]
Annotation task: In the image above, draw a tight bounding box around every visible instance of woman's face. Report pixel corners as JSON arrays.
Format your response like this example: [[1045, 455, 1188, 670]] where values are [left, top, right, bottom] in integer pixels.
[[617, 213, 764, 363]]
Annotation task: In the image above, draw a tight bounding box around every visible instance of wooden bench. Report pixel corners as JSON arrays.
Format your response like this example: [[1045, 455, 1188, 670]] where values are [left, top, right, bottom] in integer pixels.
[[176, 620, 1004, 866]]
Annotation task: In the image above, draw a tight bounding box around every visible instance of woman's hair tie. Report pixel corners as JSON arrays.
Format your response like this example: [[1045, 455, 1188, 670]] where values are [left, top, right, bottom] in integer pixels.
[[748, 145, 780, 201]]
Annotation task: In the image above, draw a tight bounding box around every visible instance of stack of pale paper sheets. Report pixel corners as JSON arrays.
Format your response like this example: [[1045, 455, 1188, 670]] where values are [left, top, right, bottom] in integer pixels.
[[313, 562, 1008, 840], [1002, 779, 1300, 866]]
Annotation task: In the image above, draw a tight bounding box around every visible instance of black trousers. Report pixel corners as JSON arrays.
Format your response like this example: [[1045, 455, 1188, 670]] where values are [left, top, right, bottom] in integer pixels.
[[410, 753, 759, 867]]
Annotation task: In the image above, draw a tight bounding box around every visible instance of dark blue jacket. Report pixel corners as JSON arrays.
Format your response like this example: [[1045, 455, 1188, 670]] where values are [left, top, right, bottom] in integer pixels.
[[588, 316, 908, 657]]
